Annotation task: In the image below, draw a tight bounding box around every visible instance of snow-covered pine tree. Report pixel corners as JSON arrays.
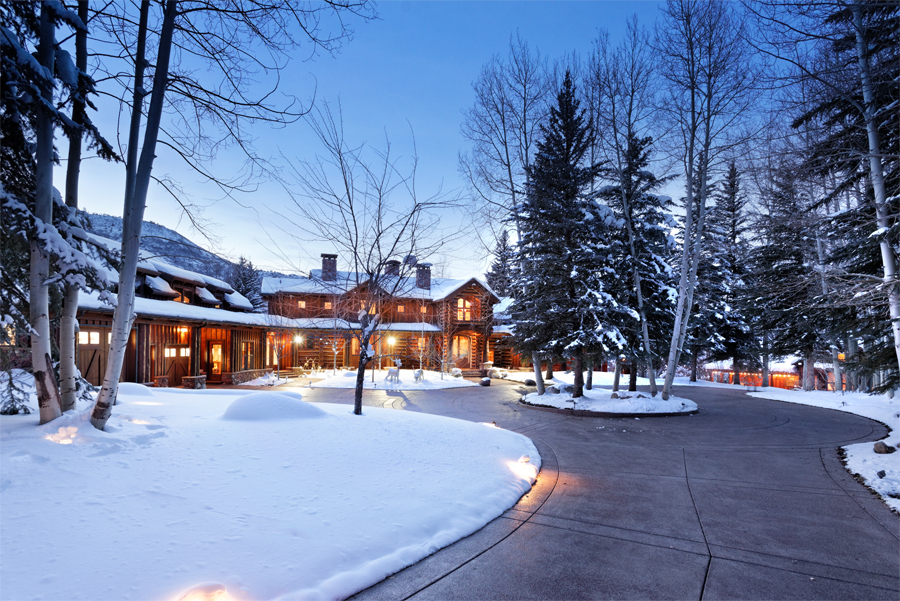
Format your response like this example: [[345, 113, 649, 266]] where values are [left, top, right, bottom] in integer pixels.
[[229, 256, 265, 313], [485, 230, 515, 298], [702, 162, 756, 383], [510, 71, 629, 398], [600, 134, 675, 393], [747, 159, 826, 391]]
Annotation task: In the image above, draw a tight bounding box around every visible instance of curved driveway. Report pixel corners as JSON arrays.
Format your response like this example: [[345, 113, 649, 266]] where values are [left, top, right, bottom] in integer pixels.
[[301, 382, 900, 600]]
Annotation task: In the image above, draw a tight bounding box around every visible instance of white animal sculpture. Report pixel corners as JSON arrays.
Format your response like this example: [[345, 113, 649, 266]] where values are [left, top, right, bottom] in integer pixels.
[[414, 369, 425, 383], [386, 368, 400, 384]]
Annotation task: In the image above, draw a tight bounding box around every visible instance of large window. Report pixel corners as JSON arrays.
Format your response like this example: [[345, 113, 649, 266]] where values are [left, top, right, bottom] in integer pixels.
[[457, 298, 472, 321]]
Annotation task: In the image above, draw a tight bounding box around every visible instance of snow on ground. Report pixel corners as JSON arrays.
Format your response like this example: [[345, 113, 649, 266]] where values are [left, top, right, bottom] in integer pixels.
[[1, 381, 538, 601], [521, 385, 697, 414], [311, 368, 477, 390], [238, 371, 290, 387], [505, 370, 695, 414], [746, 387, 900, 512]]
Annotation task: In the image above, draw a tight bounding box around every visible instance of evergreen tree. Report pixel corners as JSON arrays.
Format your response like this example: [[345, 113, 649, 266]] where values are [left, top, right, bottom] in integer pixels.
[[599, 134, 676, 392], [228, 256, 265, 313], [510, 71, 629, 397], [485, 230, 515, 297], [690, 162, 756, 382]]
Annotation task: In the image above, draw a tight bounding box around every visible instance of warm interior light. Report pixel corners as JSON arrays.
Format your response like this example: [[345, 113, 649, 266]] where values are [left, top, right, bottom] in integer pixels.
[[387, 337, 396, 345], [294, 335, 303, 343]]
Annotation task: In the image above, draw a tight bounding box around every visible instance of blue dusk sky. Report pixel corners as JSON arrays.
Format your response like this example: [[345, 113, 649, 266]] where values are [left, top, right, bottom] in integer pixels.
[[66, 1, 667, 278]]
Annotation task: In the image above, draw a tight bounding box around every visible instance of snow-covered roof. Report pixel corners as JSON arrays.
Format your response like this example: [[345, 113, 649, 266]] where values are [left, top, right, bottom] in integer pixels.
[[376, 322, 442, 333], [493, 297, 512, 317], [146, 275, 178, 298], [224, 291, 254, 311], [263, 272, 500, 303], [492, 325, 513, 335], [79, 291, 357, 331], [704, 356, 833, 373], [195, 286, 219, 305]]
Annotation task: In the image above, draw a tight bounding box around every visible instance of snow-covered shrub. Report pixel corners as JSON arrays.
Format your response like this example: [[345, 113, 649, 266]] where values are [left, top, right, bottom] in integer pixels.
[[451, 368, 463, 378]]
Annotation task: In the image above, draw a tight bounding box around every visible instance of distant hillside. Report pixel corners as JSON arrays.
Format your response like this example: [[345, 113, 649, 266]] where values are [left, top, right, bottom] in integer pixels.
[[82, 212, 289, 283]]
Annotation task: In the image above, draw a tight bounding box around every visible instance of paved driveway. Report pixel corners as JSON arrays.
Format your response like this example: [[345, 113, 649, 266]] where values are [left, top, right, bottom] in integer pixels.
[[301, 382, 899, 600]]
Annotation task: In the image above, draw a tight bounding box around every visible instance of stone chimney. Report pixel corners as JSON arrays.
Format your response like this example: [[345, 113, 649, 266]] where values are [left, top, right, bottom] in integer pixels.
[[416, 262, 432, 290], [321, 254, 337, 281], [384, 259, 401, 276]]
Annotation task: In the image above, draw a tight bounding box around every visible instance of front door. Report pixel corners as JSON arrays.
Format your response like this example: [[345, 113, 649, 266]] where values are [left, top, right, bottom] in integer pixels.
[[452, 335, 471, 368], [164, 345, 190, 386], [208, 341, 224, 382]]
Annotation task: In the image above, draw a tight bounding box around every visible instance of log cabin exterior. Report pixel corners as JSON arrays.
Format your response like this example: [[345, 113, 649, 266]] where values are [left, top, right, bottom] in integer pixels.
[[74, 235, 357, 388], [261, 255, 507, 373]]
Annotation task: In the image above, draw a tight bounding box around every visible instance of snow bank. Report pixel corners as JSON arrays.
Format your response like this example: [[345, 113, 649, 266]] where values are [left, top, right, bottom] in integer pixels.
[[221, 391, 326, 420], [747, 388, 900, 511], [1, 386, 539, 601], [312, 368, 477, 390], [504, 369, 653, 387], [522, 386, 697, 415]]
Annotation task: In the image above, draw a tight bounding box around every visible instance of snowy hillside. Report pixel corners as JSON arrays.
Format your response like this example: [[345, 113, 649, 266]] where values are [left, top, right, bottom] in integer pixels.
[[83, 212, 289, 282]]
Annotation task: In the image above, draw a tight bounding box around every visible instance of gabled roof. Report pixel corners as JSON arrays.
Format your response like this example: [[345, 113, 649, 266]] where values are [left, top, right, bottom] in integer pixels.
[[262, 272, 500, 303]]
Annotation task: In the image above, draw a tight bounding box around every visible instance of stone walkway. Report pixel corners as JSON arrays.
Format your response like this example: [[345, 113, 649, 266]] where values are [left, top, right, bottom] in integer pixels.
[[299, 383, 899, 600]]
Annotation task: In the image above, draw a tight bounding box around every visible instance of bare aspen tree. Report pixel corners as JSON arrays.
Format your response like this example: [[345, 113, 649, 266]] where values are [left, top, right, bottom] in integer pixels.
[[280, 103, 458, 415], [30, 3, 63, 424], [588, 17, 663, 396], [657, 0, 759, 400], [89, 0, 373, 430]]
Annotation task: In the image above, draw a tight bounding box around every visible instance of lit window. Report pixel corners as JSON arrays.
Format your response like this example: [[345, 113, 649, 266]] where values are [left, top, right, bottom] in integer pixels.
[[108, 332, 112, 344], [180, 348, 190, 357], [457, 298, 472, 321], [89, 331, 100, 345], [324, 301, 332, 310], [417, 337, 426, 350], [298, 300, 306, 308], [1, 325, 13, 346], [397, 304, 405, 313], [78, 332, 89, 345], [420, 305, 427, 314]]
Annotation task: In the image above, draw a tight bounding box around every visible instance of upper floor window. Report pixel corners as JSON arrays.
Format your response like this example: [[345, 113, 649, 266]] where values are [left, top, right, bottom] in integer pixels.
[[457, 298, 472, 321], [324, 301, 333, 310], [298, 300, 306, 309], [397, 304, 405, 313], [420, 305, 427, 314]]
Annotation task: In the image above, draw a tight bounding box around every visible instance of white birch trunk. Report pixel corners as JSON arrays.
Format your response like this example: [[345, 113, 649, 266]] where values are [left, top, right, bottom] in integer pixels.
[[531, 352, 545, 395], [612, 356, 622, 393], [91, 0, 177, 430], [851, 4, 900, 381], [59, 2, 90, 412], [31, 4, 62, 425]]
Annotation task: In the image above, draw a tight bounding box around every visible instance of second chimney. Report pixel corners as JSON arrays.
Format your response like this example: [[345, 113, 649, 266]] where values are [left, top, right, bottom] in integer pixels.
[[321, 254, 337, 281], [384, 259, 401, 276], [416, 263, 432, 290]]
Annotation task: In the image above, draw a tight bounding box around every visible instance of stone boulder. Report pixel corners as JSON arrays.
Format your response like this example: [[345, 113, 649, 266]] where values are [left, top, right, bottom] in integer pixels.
[[873, 441, 896, 454]]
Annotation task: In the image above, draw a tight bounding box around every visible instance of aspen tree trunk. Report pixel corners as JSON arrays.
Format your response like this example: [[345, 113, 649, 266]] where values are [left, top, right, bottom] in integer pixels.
[[761, 331, 770, 387], [851, 4, 900, 381], [59, 1, 89, 412], [628, 364, 637, 392], [585, 356, 593, 390], [92, 0, 177, 430], [847, 336, 858, 391], [803, 350, 814, 392], [531, 352, 545, 395], [690, 347, 698, 382], [31, 4, 62, 425], [545, 361, 553, 381], [612, 356, 622, 393]]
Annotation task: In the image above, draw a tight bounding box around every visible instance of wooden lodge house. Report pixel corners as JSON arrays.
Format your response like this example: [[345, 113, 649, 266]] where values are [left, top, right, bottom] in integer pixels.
[[74, 246, 510, 389], [260, 254, 510, 374]]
